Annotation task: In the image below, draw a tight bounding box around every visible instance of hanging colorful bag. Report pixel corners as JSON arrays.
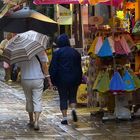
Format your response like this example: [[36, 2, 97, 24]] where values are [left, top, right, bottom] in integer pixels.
[[92, 71, 103, 91], [97, 38, 113, 57], [88, 37, 98, 55], [131, 73, 140, 89], [122, 70, 135, 91], [109, 71, 125, 92], [95, 36, 103, 54], [96, 71, 110, 93]]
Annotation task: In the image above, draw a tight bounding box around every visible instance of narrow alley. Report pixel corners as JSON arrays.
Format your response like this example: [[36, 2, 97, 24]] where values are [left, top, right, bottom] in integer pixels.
[[0, 80, 140, 140]]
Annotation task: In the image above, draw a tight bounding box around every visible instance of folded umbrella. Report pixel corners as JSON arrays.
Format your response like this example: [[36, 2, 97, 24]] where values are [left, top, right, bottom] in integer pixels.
[[2, 30, 50, 64]]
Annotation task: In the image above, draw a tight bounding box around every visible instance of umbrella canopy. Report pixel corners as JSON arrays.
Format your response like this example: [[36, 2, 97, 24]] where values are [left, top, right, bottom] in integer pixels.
[[0, 7, 58, 35], [2, 30, 50, 64]]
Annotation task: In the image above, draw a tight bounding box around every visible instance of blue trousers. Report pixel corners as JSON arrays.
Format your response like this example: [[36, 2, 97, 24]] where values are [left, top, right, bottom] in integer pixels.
[[57, 86, 78, 110]]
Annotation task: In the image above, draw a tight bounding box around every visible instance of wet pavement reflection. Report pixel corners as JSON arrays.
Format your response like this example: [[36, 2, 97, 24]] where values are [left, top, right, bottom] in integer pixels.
[[0, 80, 140, 140]]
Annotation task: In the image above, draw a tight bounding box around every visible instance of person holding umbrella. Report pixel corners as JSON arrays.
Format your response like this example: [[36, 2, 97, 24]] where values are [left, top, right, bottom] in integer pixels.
[[2, 30, 52, 130], [17, 50, 51, 130], [49, 33, 82, 125]]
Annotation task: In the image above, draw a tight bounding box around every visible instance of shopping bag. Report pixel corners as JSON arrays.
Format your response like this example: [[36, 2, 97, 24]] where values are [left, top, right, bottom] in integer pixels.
[[77, 84, 87, 104]]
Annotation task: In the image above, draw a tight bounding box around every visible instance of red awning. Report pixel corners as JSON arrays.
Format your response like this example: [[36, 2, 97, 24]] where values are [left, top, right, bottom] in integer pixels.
[[33, 0, 89, 5], [33, 0, 123, 8]]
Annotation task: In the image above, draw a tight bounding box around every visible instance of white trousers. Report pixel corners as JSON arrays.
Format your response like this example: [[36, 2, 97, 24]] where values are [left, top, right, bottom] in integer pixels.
[[21, 79, 44, 112]]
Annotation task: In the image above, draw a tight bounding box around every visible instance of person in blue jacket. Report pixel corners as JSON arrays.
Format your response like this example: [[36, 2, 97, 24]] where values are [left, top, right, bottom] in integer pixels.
[[49, 33, 82, 125]]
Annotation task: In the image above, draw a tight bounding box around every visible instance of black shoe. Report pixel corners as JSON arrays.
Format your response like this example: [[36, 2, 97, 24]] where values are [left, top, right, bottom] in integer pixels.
[[72, 110, 78, 122], [34, 122, 40, 130], [61, 120, 68, 125], [27, 122, 34, 128]]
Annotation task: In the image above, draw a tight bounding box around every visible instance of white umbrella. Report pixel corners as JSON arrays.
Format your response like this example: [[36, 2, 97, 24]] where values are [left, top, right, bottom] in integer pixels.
[[2, 30, 50, 64]]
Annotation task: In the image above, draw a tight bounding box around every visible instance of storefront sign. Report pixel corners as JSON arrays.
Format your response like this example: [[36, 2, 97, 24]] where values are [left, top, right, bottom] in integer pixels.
[[57, 5, 72, 25]]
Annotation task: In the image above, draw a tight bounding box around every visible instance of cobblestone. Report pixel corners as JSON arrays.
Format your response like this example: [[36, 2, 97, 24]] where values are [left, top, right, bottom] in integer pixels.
[[1, 81, 140, 140]]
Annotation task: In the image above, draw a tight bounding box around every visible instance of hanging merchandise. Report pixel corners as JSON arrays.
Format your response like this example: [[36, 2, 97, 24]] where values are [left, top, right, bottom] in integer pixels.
[[123, 70, 135, 91], [95, 36, 103, 54], [120, 36, 131, 55], [108, 36, 115, 53], [125, 1, 135, 9], [123, 34, 135, 49], [97, 38, 113, 57], [132, 20, 140, 35], [92, 71, 103, 91], [88, 37, 98, 55], [96, 71, 110, 93], [132, 75, 140, 89], [87, 57, 98, 107], [128, 70, 140, 89], [114, 36, 127, 55], [109, 71, 125, 92]]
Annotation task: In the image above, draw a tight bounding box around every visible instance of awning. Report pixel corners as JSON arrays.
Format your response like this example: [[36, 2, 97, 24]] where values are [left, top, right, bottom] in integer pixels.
[[33, 0, 89, 5], [33, 0, 123, 7]]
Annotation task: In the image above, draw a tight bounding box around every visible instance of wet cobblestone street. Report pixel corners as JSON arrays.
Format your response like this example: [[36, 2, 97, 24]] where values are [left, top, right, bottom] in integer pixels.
[[1, 80, 140, 140]]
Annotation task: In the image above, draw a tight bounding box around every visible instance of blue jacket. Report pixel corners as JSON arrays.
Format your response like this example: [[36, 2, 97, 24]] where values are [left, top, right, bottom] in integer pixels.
[[49, 34, 82, 87]]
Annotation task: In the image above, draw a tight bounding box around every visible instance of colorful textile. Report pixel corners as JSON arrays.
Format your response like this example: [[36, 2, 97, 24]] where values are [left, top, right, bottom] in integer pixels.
[[92, 71, 103, 90], [120, 36, 131, 55], [97, 38, 113, 57], [132, 20, 140, 35], [123, 34, 135, 49], [114, 39, 126, 55], [95, 36, 103, 54], [108, 36, 115, 53], [109, 71, 125, 92], [88, 37, 98, 55], [131, 73, 140, 89], [123, 70, 135, 91], [96, 71, 110, 93]]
